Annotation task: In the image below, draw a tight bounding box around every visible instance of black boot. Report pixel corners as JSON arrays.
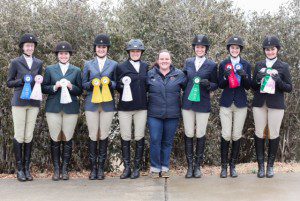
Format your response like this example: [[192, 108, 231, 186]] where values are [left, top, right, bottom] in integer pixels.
[[24, 142, 33, 181], [230, 139, 241, 178], [98, 138, 108, 180], [62, 140, 73, 180], [120, 140, 131, 179], [220, 137, 230, 178], [254, 135, 265, 178], [184, 136, 194, 178], [266, 137, 280, 178], [13, 139, 26, 182], [194, 136, 205, 178], [89, 139, 98, 180], [51, 140, 61, 181], [131, 138, 145, 179]]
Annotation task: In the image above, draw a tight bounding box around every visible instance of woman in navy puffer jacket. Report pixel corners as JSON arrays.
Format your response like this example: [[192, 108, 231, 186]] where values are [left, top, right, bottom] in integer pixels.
[[147, 49, 186, 178]]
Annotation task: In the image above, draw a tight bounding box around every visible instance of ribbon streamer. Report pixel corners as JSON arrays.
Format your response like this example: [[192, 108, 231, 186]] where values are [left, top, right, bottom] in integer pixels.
[[260, 68, 276, 94], [121, 76, 133, 102], [30, 75, 43, 101], [20, 75, 33, 100], [101, 77, 113, 102], [188, 76, 201, 102], [234, 63, 243, 86], [91, 78, 103, 103], [60, 78, 72, 104], [226, 64, 239, 89]]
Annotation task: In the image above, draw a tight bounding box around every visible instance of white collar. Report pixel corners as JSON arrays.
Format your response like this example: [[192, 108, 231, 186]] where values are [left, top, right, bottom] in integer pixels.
[[59, 62, 69, 68], [130, 60, 140, 64], [266, 57, 277, 68], [230, 56, 240, 64], [195, 56, 206, 62], [23, 54, 33, 60], [266, 57, 277, 63], [97, 56, 107, 62]]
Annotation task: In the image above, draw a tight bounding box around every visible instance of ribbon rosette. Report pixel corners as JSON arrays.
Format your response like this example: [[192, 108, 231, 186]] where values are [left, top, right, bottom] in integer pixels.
[[59, 78, 72, 104], [91, 78, 102, 103], [260, 68, 276, 94], [121, 76, 133, 102], [20, 75, 33, 100], [188, 76, 201, 102], [101, 77, 113, 102], [234, 63, 243, 86], [30, 75, 43, 101], [226, 63, 239, 89]]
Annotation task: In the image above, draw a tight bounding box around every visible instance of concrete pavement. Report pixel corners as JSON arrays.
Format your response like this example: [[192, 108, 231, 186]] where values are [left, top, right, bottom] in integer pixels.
[[1, 173, 299, 201]]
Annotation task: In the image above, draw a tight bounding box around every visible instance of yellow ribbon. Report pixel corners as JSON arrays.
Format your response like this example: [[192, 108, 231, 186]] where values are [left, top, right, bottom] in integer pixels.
[[91, 78, 103, 103], [101, 76, 113, 102]]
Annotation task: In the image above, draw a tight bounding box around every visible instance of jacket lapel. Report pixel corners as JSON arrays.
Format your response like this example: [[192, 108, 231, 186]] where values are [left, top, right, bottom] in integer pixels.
[[141, 62, 148, 74], [92, 57, 101, 75], [101, 59, 112, 74], [64, 65, 74, 77], [260, 60, 267, 69], [126, 60, 139, 73], [19, 55, 30, 70], [189, 57, 197, 73], [197, 59, 209, 74], [226, 57, 231, 64], [31, 57, 39, 72], [271, 59, 280, 70], [54, 63, 63, 78]]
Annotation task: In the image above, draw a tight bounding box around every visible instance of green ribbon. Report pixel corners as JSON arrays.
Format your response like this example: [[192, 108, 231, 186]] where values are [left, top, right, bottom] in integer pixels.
[[188, 76, 201, 102], [260, 68, 272, 92]]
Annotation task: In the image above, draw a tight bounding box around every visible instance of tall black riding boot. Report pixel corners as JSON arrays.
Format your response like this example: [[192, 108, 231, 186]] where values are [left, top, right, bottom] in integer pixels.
[[184, 136, 194, 178], [194, 136, 205, 178], [24, 141, 33, 181], [62, 140, 73, 180], [51, 140, 61, 181], [220, 137, 230, 178], [266, 137, 280, 178], [254, 135, 265, 178], [230, 139, 241, 178], [89, 139, 98, 180], [98, 138, 108, 180], [13, 139, 26, 182], [131, 138, 145, 179], [120, 139, 131, 179]]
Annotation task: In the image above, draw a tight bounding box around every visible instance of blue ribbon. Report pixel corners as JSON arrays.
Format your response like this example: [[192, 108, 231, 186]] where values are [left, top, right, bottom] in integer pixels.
[[20, 75, 33, 100], [234, 63, 243, 85]]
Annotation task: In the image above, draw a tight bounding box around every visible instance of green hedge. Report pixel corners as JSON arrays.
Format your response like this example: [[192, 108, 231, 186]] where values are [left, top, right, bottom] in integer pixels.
[[0, 0, 299, 173]]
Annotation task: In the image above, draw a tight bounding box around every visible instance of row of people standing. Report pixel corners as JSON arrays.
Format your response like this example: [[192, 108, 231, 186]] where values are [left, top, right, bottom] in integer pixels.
[[7, 33, 292, 182]]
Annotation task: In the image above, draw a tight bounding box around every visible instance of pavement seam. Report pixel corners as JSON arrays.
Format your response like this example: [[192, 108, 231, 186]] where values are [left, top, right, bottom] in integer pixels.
[[164, 178, 168, 201]]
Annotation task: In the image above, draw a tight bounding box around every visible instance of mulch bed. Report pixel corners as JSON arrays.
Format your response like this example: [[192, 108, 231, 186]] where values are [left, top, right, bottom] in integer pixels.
[[1, 162, 300, 179]]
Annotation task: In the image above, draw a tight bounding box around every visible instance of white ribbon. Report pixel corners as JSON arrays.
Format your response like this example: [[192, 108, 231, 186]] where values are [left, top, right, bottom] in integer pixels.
[[59, 78, 72, 104], [121, 76, 133, 102], [30, 75, 43, 101]]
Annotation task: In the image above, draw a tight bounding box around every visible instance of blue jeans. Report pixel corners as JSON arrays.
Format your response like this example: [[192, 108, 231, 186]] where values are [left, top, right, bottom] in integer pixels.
[[148, 117, 179, 172]]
